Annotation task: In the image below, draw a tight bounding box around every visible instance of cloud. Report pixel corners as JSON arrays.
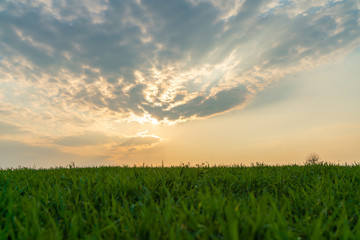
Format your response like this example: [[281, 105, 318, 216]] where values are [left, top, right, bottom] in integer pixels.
[[52, 131, 161, 149], [0, 121, 26, 135], [53, 132, 119, 146], [0, 139, 72, 168], [119, 136, 160, 147], [0, 0, 359, 125], [0, 129, 162, 168], [0, 139, 112, 168]]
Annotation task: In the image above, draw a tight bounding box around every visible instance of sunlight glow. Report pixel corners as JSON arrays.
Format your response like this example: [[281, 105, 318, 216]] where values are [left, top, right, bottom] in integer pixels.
[[130, 113, 160, 125]]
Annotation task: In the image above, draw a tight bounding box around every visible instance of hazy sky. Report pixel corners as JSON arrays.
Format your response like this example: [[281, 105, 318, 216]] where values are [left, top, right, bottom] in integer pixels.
[[0, 0, 359, 168]]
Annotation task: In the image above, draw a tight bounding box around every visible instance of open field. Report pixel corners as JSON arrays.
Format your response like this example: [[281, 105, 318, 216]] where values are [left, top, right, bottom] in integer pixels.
[[1, 164, 360, 239]]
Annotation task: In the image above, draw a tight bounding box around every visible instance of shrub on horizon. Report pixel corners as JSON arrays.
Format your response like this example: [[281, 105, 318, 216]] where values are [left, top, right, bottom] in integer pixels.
[[305, 153, 323, 165]]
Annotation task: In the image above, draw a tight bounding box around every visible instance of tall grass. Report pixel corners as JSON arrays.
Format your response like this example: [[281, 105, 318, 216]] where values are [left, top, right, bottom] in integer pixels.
[[1, 164, 360, 239]]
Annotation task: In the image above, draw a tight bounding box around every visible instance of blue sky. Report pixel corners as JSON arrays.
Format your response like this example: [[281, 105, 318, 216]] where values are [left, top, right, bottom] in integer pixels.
[[0, 0, 359, 167]]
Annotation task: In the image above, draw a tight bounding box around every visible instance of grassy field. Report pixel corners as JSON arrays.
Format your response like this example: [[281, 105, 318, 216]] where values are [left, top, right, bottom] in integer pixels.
[[1, 164, 360, 239]]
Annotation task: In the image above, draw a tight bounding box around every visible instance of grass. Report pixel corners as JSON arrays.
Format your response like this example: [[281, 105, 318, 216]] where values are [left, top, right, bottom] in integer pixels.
[[1, 164, 360, 239]]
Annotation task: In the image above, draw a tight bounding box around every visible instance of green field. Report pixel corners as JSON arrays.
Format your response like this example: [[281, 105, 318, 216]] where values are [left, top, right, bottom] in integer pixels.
[[1, 164, 360, 239]]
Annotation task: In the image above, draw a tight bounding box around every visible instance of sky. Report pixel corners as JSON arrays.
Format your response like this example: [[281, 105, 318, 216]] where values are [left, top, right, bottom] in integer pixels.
[[0, 0, 359, 168]]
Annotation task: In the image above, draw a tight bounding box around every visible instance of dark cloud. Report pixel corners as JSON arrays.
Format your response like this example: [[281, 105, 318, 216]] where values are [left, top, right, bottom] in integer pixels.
[[142, 86, 249, 120], [0, 0, 359, 123]]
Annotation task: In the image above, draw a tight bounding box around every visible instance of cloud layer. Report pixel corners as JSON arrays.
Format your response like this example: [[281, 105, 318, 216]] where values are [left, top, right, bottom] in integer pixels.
[[0, 0, 359, 167], [1, 0, 358, 125]]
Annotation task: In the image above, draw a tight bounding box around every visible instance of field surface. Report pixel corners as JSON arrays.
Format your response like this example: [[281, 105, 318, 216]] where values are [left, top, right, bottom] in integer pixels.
[[1, 165, 360, 239]]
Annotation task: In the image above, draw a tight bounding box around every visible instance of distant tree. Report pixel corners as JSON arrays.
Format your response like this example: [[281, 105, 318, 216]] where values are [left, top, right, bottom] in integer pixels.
[[305, 153, 322, 165]]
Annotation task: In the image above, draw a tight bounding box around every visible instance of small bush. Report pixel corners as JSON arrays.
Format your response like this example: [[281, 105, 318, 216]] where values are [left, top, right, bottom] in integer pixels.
[[305, 153, 322, 165]]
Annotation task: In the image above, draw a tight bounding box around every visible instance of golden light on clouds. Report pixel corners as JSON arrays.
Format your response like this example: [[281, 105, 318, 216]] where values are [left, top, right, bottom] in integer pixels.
[[0, 0, 359, 167]]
